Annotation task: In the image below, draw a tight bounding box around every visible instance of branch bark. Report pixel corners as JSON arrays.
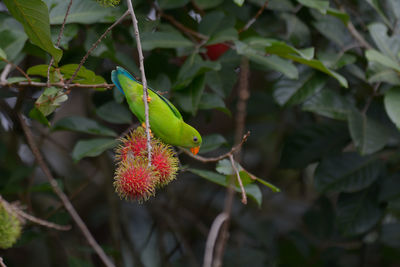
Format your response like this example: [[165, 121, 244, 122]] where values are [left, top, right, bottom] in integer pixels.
[[126, 0, 152, 165], [18, 114, 115, 267]]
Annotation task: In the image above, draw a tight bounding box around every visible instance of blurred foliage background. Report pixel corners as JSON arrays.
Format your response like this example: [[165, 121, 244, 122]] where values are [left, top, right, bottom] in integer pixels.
[[1, 0, 400, 266]]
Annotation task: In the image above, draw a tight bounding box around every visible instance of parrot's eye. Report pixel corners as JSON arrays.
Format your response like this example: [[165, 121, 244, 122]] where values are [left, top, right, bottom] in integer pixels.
[[193, 136, 198, 142]]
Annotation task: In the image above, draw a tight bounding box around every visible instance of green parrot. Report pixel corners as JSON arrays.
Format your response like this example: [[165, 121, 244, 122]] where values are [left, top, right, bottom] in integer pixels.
[[111, 67, 202, 154]]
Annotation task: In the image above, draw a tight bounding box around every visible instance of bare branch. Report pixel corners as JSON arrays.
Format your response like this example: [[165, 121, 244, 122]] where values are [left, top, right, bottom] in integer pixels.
[[66, 10, 130, 87], [229, 154, 247, 204], [181, 131, 250, 163], [0, 64, 12, 84], [47, 0, 74, 87], [126, 1, 152, 165], [1, 81, 114, 89], [160, 12, 208, 40], [17, 114, 115, 267], [0, 257, 6, 267], [1, 60, 31, 83], [203, 213, 229, 267], [238, 0, 269, 33]]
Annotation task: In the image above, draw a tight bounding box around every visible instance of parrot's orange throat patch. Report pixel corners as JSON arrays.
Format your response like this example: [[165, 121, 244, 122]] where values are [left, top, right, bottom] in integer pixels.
[[190, 146, 200, 155]]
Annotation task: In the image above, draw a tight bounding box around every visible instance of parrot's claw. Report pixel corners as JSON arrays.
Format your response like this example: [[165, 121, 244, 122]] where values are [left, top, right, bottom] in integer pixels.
[[147, 96, 152, 103], [141, 122, 153, 137]]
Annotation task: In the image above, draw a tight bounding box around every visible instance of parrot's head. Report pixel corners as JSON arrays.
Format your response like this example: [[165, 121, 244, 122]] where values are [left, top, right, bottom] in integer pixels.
[[182, 123, 202, 155]]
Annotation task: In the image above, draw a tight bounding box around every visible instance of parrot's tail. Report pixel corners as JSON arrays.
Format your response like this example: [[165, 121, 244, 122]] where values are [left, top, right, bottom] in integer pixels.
[[111, 66, 140, 95]]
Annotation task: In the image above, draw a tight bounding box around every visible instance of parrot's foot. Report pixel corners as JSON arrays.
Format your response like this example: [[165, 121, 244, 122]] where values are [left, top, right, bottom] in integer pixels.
[[147, 96, 152, 103], [141, 122, 153, 137]]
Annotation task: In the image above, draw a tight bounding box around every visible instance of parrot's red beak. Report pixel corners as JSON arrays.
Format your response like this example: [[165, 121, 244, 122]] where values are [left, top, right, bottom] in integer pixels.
[[190, 146, 200, 155]]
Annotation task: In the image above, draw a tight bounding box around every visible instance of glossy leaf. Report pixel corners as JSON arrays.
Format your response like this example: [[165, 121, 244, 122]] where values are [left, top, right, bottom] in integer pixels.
[[281, 121, 350, 169], [302, 89, 352, 120], [273, 69, 326, 106], [314, 152, 382, 193], [199, 134, 227, 153], [296, 0, 329, 14], [4, 0, 62, 62], [384, 87, 400, 130], [96, 102, 132, 124], [72, 138, 118, 162], [141, 32, 194, 51], [52, 116, 117, 137], [366, 50, 400, 72], [35, 87, 68, 116], [0, 48, 7, 60], [348, 110, 390, 155], [337, 190, 383, 236]]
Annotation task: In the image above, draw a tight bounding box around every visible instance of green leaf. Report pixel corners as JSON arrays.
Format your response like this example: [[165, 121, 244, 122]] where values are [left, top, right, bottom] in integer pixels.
[[235, 41, 298, 79], [234, 0, 245, 7], [96, 102, 132, 124], [175, 75, 205, 116], [52, 116, 117, 137], [199, 134, 227, 153], [366, 50, 400, 72], [302, 88, 352, 120], [379, 172, 400, 202], [72, 138, 118, 162], [207, 28, 238, 45], [296, 0, 329, 14], [198, 93, 229, 114], [337, 190, 383, 236], [368, 23, 400, 59], [174, 55, 220, 89], [158, 0, 190, 9], [193, 0, 223, 10], [48, 0, 123, 24], [4, 0, 62, 63], [0, 48, 7, 60], [0, 18, 28, 61], [29, 108, 50, 127], [314, 152, 382, 193], [384, 87, 400, 130], [273, 69, 326, 106], [348, 110, 390, 155], [366, 1, 391, 28], [188, 168, 263, 206], [280, 13, 311, 46], [216, 159, 239, 175], [280, 121, 350, 169], [141, 32, 194, 51], [35, 87, 68, 116], [326, 8, 349, 25]]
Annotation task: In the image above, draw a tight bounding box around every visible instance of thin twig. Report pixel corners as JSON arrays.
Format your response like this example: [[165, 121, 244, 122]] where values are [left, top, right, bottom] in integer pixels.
[[0, 64, 12, 83], [66, 10, 130, 87], [1, 81, 114, 89], [181, 131, 250, 163], [160, 12, 208, 41], [238, 0, 269, 33], [1, 60, 31, 83], [229, 155, 246, 204], [17, 114, 115, 267], [126, 1, 152, 165], [212, 57, 250, 267], [334, 0, 373, 49], [203, 213, 229, 267], [47, 0, 73, 87]]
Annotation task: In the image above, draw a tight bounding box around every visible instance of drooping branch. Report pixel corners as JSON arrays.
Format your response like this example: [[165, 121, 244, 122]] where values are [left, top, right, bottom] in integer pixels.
[[126, 0, 152, 165], [47, 0, 73, 87], [0, 196, 71, 231], [17, 114, 115, 267], [202, 213, 229, 267]]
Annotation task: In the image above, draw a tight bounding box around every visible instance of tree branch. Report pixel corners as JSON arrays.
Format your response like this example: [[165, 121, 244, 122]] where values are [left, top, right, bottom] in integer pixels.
[[229, 154, 246, 204], [66, 10, 130, 87], [0, 81, 114, 89], [238, 0, 269, 33], [202, 213, 229, 267], [47, 0, 73, 87], [17, 114, 115, 267], [126, 0, 152, 165]]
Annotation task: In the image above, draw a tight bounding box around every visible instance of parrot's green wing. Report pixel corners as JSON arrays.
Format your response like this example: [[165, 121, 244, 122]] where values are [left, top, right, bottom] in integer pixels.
[[148, 88, 183, 120]]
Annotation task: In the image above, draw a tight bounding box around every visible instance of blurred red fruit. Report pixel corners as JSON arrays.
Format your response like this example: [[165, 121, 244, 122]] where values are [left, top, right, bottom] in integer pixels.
[[205, 43, 230, 61]]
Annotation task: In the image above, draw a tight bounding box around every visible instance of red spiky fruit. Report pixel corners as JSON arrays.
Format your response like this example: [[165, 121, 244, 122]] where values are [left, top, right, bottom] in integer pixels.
[[115, 127, 149, 162], [151, 142, 179, 187], [113, 159, 158, 202]]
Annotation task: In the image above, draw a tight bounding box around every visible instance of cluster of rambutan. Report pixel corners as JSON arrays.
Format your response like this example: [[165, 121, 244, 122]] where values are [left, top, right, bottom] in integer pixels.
[[113, 127, 179, 202]]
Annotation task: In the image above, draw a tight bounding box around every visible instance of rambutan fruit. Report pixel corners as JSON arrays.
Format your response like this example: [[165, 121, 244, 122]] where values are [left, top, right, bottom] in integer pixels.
[[151, 142, 178, 187], [0, 203, 22, 249], [114, 159, 158, 202], [115, 127, 150, 162]]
